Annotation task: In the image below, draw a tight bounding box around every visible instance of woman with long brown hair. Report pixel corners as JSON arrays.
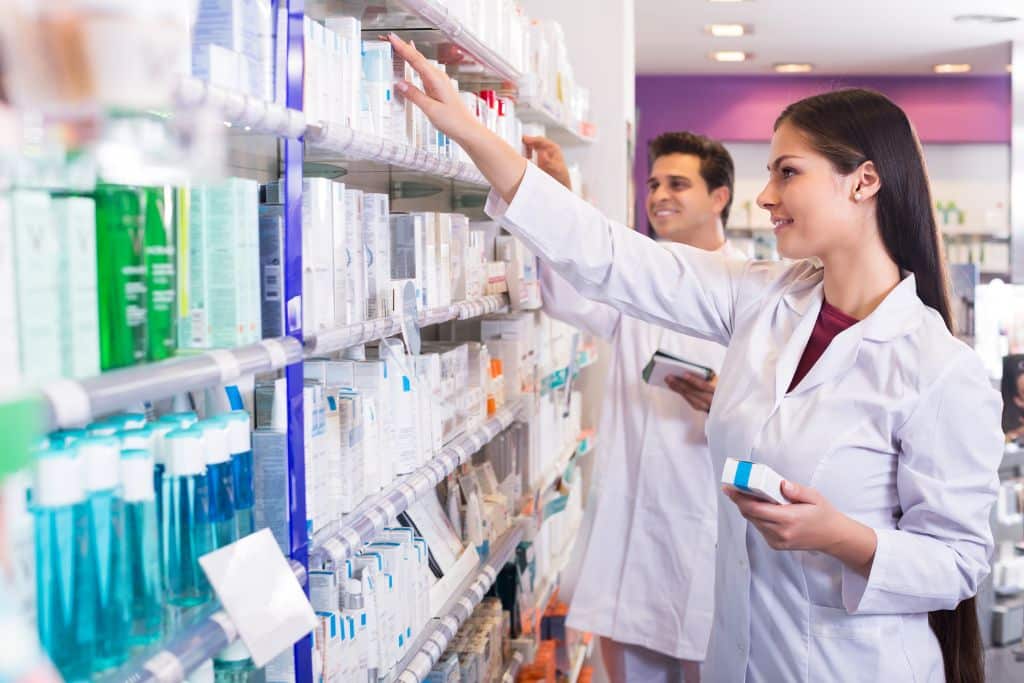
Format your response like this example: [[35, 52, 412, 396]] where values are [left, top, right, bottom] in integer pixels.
[[385, 35, 1002, 683]]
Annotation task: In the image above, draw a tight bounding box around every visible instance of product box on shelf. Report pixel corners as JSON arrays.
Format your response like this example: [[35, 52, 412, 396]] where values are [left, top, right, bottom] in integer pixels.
[[0, 196, 21, 391], [11, 191, 61, 382], [191, 0, 275, 101], [53, 195, 100, 379], [362, 193, 391, 319], [303, 177, 336, 334]]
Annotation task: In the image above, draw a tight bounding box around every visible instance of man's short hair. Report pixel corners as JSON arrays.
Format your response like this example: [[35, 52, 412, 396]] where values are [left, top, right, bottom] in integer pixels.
[[648, 132, 735, 226]]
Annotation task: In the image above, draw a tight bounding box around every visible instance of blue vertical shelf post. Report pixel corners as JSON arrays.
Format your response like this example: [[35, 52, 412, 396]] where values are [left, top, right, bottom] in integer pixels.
[[281, 0, 312, 681]]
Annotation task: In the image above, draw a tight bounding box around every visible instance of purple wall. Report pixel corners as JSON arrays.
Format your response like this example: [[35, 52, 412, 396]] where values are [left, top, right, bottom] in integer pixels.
[[634, 75, 1011, 232]]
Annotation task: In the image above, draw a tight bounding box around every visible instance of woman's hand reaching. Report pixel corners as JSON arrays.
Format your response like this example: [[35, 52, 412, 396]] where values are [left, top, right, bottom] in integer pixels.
[[385, 33, 528, 202]]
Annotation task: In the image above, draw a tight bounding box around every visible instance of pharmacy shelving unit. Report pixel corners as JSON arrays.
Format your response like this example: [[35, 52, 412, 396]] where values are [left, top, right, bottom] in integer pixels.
[[15, 1, 600, 681], [393, 520, 527, 683], [517, 95, 596, 147]]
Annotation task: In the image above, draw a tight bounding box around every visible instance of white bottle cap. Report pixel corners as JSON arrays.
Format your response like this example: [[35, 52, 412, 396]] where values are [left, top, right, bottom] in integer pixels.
[[87, 420, 120, 437], [118, 426, 154, 454], [164, 430, 206, 477], [78, 436, 122, 493], [198, 420, 230, 465], [221, 411, 252, 454], [215, 638, 252, 664], [159, 411, 199, 430], [119, 413, 148, 430], [34, 446, 85, 507], [147, 421, 176, 467], [120, 450, 155, 503]]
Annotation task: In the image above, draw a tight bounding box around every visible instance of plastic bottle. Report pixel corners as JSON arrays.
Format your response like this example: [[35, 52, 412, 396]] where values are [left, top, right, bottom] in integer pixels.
[[79, 435, 130, 671], [95, 184, 147, 370], [117, 412, 148, 430], [161, 429, 213, 607], [213, 640, 254, 681], [196, 420, 237, 549], [86, 419, 120, 437], [143, 186, 176, 361], [219, 411, 254, 539], [120, 449, 163, 646], [32, 444, 95, 681], [48, 428, 87, 447]]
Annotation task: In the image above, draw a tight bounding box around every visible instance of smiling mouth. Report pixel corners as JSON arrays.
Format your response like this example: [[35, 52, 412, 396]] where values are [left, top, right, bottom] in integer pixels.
[[653, 208, 680, 218], [772, 217, 794, 231]]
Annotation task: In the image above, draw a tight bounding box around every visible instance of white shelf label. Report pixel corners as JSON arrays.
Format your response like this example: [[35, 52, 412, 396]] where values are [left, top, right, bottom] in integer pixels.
[[198, 529, 317, 667], [259, 339, 290, 369], [208, 349, 242, 383]]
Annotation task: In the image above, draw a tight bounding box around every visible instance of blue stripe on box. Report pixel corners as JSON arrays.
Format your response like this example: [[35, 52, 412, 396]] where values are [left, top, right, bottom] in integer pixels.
[[735, 461, 753, 491]]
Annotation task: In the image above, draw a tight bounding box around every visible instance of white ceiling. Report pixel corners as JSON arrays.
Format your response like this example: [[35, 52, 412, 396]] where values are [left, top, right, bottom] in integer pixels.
[[635, 0, 1023, 75]]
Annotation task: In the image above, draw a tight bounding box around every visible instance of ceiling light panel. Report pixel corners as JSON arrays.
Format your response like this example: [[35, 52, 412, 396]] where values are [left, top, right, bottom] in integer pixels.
[[706, 24, 751, 37], [711, 51, 750, 62], [933, 63, 972, 74]]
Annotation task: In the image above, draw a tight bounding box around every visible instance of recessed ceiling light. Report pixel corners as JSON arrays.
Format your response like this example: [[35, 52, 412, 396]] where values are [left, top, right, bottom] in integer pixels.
[[711, 51, 750, 62], [774, 63, 813, 74], [953, 14, 1018, 24], [706, 24, 751, 37], [933, 63, 972, 74], [1007, 64, 1014, 73]]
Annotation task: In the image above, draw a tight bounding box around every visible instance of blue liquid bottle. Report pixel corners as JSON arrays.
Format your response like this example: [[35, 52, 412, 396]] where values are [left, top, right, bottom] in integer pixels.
[[161, 429, 214, 607], [86, 420, 120, 437], [120, 449, 164, 646], [79, 436, 130, 672], [219, 411, 254, 539], [147, 420, 176, 571], [33, 444, 94, 681], [197, 420, 237, 549]]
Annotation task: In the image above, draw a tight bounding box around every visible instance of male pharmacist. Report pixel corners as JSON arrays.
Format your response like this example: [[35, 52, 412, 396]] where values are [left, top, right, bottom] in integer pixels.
[[524, 132, 746, 683]]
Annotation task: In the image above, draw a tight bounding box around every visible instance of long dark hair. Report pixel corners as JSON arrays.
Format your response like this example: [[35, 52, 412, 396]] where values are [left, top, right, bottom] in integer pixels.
[[776, 89, 982, 683]]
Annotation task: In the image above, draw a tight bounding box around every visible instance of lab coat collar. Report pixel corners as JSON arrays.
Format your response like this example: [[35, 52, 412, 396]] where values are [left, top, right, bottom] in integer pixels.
[[782, 268, 924, 342], [781, 273, 924, 397]]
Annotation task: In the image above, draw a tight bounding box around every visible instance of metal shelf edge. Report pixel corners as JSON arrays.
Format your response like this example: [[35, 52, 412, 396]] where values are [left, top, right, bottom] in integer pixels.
[[310, 398, 523, 565], [40, 337, 303, 430]]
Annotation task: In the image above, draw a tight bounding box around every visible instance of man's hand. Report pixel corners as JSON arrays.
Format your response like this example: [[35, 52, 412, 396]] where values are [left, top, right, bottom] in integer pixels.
[[664, 371, 717, 413], [523, 135, 572, 190]]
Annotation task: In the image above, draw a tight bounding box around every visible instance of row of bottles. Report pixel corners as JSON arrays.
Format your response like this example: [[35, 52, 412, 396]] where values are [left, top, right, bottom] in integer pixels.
[[33, 409, 256, 680]]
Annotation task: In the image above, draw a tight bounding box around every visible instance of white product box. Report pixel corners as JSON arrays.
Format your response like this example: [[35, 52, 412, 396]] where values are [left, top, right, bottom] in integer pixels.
[[343, 188, 366, 325], [362, 194, 390, 319], [11, 191, 61, 383], [0, 196, 21, 391], [52, 197, 100, 379], [389, 214, 425, 311], [435, 213, 453, 308], [721, 457, 790, 505], [303, 178, 336, 333], [449, 214, 469, 302]]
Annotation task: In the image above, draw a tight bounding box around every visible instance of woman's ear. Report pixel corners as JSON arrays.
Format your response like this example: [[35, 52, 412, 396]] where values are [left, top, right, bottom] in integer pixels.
[[854, 160, 881, 201]]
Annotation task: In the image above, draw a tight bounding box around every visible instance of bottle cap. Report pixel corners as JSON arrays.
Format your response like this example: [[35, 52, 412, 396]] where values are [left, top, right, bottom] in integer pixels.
[[77, 435, 122, 492], [164, 429, 206, 477], [118, 425, 154, 454], [159, 411, 199, 430], [34, 444, 85, 507], [343, 578, 364, 610], [197, 420, 230, 465], [120, 449, 155, 502], [217, 411, 252, 454], [118, 412, 148, 430], [49, 428, 88, 447], [87, 420, 120, 437], [147, 420, 176, 467], [214, 638, 252, 664]]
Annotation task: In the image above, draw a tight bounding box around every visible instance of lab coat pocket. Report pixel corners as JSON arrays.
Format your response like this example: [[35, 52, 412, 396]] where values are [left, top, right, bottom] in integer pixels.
[[807, 604, 905, 683]]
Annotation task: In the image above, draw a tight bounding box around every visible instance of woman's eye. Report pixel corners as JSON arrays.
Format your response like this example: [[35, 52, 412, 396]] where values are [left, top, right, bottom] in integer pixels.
[[781, 167, 796, 179]]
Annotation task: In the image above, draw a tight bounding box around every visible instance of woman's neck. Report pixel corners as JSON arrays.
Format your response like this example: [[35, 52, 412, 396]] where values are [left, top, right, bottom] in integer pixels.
[[820, 240, 901, 320]]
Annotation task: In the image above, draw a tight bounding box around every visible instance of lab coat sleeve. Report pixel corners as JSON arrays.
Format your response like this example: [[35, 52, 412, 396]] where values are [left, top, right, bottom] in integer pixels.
[[539, 262, 621, 341], [487, 163, 753, 346], [841, 350, 1003, 615]]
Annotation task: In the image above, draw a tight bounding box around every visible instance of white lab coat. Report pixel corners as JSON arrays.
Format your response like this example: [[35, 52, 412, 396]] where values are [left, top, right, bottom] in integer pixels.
[[541, 244, 744, 661], [488, 164, 1003, 682]]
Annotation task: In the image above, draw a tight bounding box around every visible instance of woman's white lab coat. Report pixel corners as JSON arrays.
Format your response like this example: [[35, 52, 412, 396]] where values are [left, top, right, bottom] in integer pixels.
[[541, 245, 744, 661], [489, 164, 1003, 682]]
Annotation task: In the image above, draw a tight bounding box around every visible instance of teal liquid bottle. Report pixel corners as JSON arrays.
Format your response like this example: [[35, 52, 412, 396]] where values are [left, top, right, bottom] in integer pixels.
[[79, 436, 130, 672], [119, 449, 164, 646], [116, 412, 148, 430], [49, 428, 87, 447], [220, 411, 254, 539], [213, 639, 255, 681], [95, 185, 147, 370], [161, 429, 214, 607], [148, 420, 176, 575], [143, 186, 176, 362], [32, 444, 95, 681], [197, 420, 237, 549], [86, 419, 120, 437]]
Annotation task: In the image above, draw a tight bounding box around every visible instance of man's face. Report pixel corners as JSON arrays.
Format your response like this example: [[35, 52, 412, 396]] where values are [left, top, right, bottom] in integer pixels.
[[646, 152, 722, 243]]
